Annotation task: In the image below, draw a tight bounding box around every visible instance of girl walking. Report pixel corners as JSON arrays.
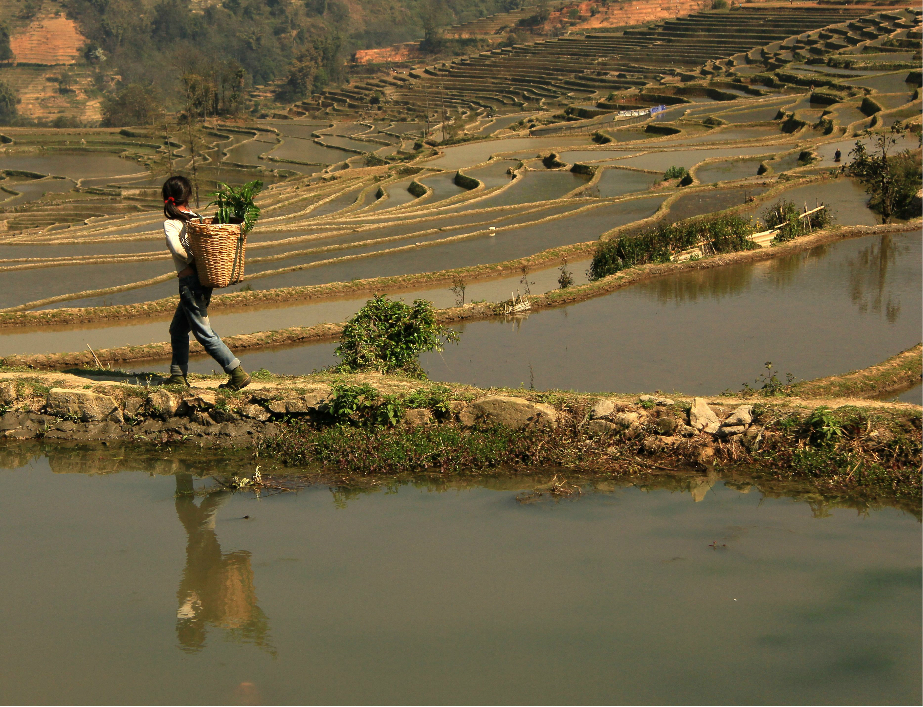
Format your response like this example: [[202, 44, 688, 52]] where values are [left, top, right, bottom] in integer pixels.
[[161, 176, 251, 390]]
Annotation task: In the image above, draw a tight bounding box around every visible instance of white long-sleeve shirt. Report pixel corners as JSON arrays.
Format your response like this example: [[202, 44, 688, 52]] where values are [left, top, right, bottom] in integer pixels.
[[163, 214, 200, 274]]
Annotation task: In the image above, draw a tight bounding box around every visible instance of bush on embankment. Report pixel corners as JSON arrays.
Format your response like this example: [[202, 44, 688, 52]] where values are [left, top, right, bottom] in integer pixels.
[[761, 199, 833, 243], [588, 213, 756, 280], [333, 295, 459, 377]]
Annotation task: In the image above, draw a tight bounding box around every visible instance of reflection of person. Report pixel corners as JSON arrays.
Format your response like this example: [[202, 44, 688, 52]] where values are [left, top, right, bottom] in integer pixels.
[[174, 474, 272, 654], [161, 175, 250, 391]]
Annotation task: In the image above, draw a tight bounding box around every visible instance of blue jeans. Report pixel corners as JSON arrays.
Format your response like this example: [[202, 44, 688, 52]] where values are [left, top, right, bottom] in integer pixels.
[[170, 275, 240, 376]]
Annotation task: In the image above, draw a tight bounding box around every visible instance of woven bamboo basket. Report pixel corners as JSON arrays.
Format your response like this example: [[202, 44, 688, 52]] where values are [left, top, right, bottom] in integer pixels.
[[186, 219, 246, 289]]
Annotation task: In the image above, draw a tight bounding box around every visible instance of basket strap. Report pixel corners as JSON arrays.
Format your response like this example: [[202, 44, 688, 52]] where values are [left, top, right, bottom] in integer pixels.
[[229, 228, 246, 285]]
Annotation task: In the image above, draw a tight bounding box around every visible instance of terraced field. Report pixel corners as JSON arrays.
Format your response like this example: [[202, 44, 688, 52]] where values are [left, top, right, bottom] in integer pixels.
[[0, 3, 920, 398]]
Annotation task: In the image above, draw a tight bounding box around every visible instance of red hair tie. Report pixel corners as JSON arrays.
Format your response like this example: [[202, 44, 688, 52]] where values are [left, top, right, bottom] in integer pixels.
[[164, 196, 175, 204]]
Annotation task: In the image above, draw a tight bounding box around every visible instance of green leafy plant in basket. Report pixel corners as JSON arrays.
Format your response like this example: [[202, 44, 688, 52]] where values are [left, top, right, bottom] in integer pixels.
[[207, 180, 263, 233]]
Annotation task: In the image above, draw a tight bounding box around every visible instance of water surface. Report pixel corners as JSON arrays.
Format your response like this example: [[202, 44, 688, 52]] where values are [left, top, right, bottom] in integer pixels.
[[0, 452, 919, 704], [219, 231, 922, 394]]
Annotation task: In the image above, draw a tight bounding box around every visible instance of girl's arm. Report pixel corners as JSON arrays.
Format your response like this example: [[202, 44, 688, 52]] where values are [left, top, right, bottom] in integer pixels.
[[164, 219, 193, 267]]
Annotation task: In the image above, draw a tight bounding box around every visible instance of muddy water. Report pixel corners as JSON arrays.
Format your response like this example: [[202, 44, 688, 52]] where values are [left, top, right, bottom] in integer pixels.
[[0, 452, 919, 704], [651, 126, 781, 146], [0, 153, 148, 180], [813, 133, 920, 168], [474, 114, 527, 136], [608, 145, 782, 173], [425, 135, 593, 170], [233, 198, 663, 294], [694, 158, 764, 184], [0, 177, 75, 206], [33, 263, 590, 361], [464, 159, 519, 189], [40, 203, 584, 310], [0, 260, 172, 310], [417, 171, 467, 203], [219, 231, 921, 394], [873, 93, 916, 110], [226, 137, 276, 166], [267, 139, 349, 165], [665, 186, 767, 223], [472, 169, 589, 208], [592, 168, 657, 198], [319, 135, 377, 153], [843, 70, 914, 95]]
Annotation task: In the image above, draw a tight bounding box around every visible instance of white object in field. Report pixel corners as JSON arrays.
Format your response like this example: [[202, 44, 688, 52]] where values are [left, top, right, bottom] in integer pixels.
[[504, 292, 531, 315]]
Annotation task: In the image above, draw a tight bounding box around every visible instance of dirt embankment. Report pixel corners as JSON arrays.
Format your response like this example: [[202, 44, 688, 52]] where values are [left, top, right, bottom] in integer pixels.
[[0, 366, 919, 508]]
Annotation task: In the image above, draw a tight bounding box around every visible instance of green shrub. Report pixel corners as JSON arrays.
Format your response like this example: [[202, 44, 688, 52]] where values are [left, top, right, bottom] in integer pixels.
[[589, 213, 756, 280], [328, 383, 404, 426], [803, 406, 844, 448], [663, 165, 689, 180], [847, 125, 923, 222], [334, 295, 459, 377], [762, 199, 833, 243]]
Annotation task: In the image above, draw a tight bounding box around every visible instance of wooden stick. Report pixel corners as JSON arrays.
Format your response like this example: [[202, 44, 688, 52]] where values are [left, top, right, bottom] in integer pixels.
[[86, 344, 102, 369]]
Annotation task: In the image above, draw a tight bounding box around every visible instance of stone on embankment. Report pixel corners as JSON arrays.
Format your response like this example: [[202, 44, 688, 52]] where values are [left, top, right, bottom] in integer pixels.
[[656, 416, 678, 435], [46, 388, 122, 423], [463, 396, 557, 429], [404, 408, 435, 427], [182, 390, 217, 410], [689, 398, 720, 434], [122, 397, 143, 420], [0, 381, 18, 407], [586, 419, 618, 435], [147, 390, 179, 418], [612, 412, 641, 429], [590, 398, 616, 419], [639, 394, 675, 406], [718, 424, 748, 439], [723, 405, 753, 427], [240, 404, 271, 422], [265, 387, 330, 415]]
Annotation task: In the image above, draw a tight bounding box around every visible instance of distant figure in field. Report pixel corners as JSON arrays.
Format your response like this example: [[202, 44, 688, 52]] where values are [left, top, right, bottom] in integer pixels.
[[161, 175, 251, 390], [834, 149, 841, 163]]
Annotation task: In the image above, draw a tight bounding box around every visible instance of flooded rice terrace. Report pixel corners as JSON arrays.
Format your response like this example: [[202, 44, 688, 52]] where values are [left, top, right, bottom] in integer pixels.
[[161, 230, 922, 398], [0, 448, 920, 705]]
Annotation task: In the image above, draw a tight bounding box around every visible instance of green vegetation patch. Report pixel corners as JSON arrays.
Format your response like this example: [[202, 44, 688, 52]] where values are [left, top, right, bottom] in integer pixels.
[[260, 421, 579, 475], [752, 405, 921, 503], [589, 213, 756, 280]]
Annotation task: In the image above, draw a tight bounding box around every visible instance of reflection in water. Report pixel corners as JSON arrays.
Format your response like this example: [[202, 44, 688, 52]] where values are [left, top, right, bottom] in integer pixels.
[[765, 243, 830, 288], [638, 261, 755, 303], [846, 234, 904, 323], [174, 475, 274, 656], [637, 232, 910, 321]]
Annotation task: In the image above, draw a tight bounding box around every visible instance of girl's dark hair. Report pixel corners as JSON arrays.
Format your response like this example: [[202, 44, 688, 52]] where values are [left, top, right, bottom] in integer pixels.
[[162, 175, 194, 221]]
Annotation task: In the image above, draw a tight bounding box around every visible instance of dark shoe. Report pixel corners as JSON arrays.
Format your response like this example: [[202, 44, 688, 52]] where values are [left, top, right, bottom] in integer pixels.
[[219, 366, 251, 391], [161, 374, 189, 387]]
